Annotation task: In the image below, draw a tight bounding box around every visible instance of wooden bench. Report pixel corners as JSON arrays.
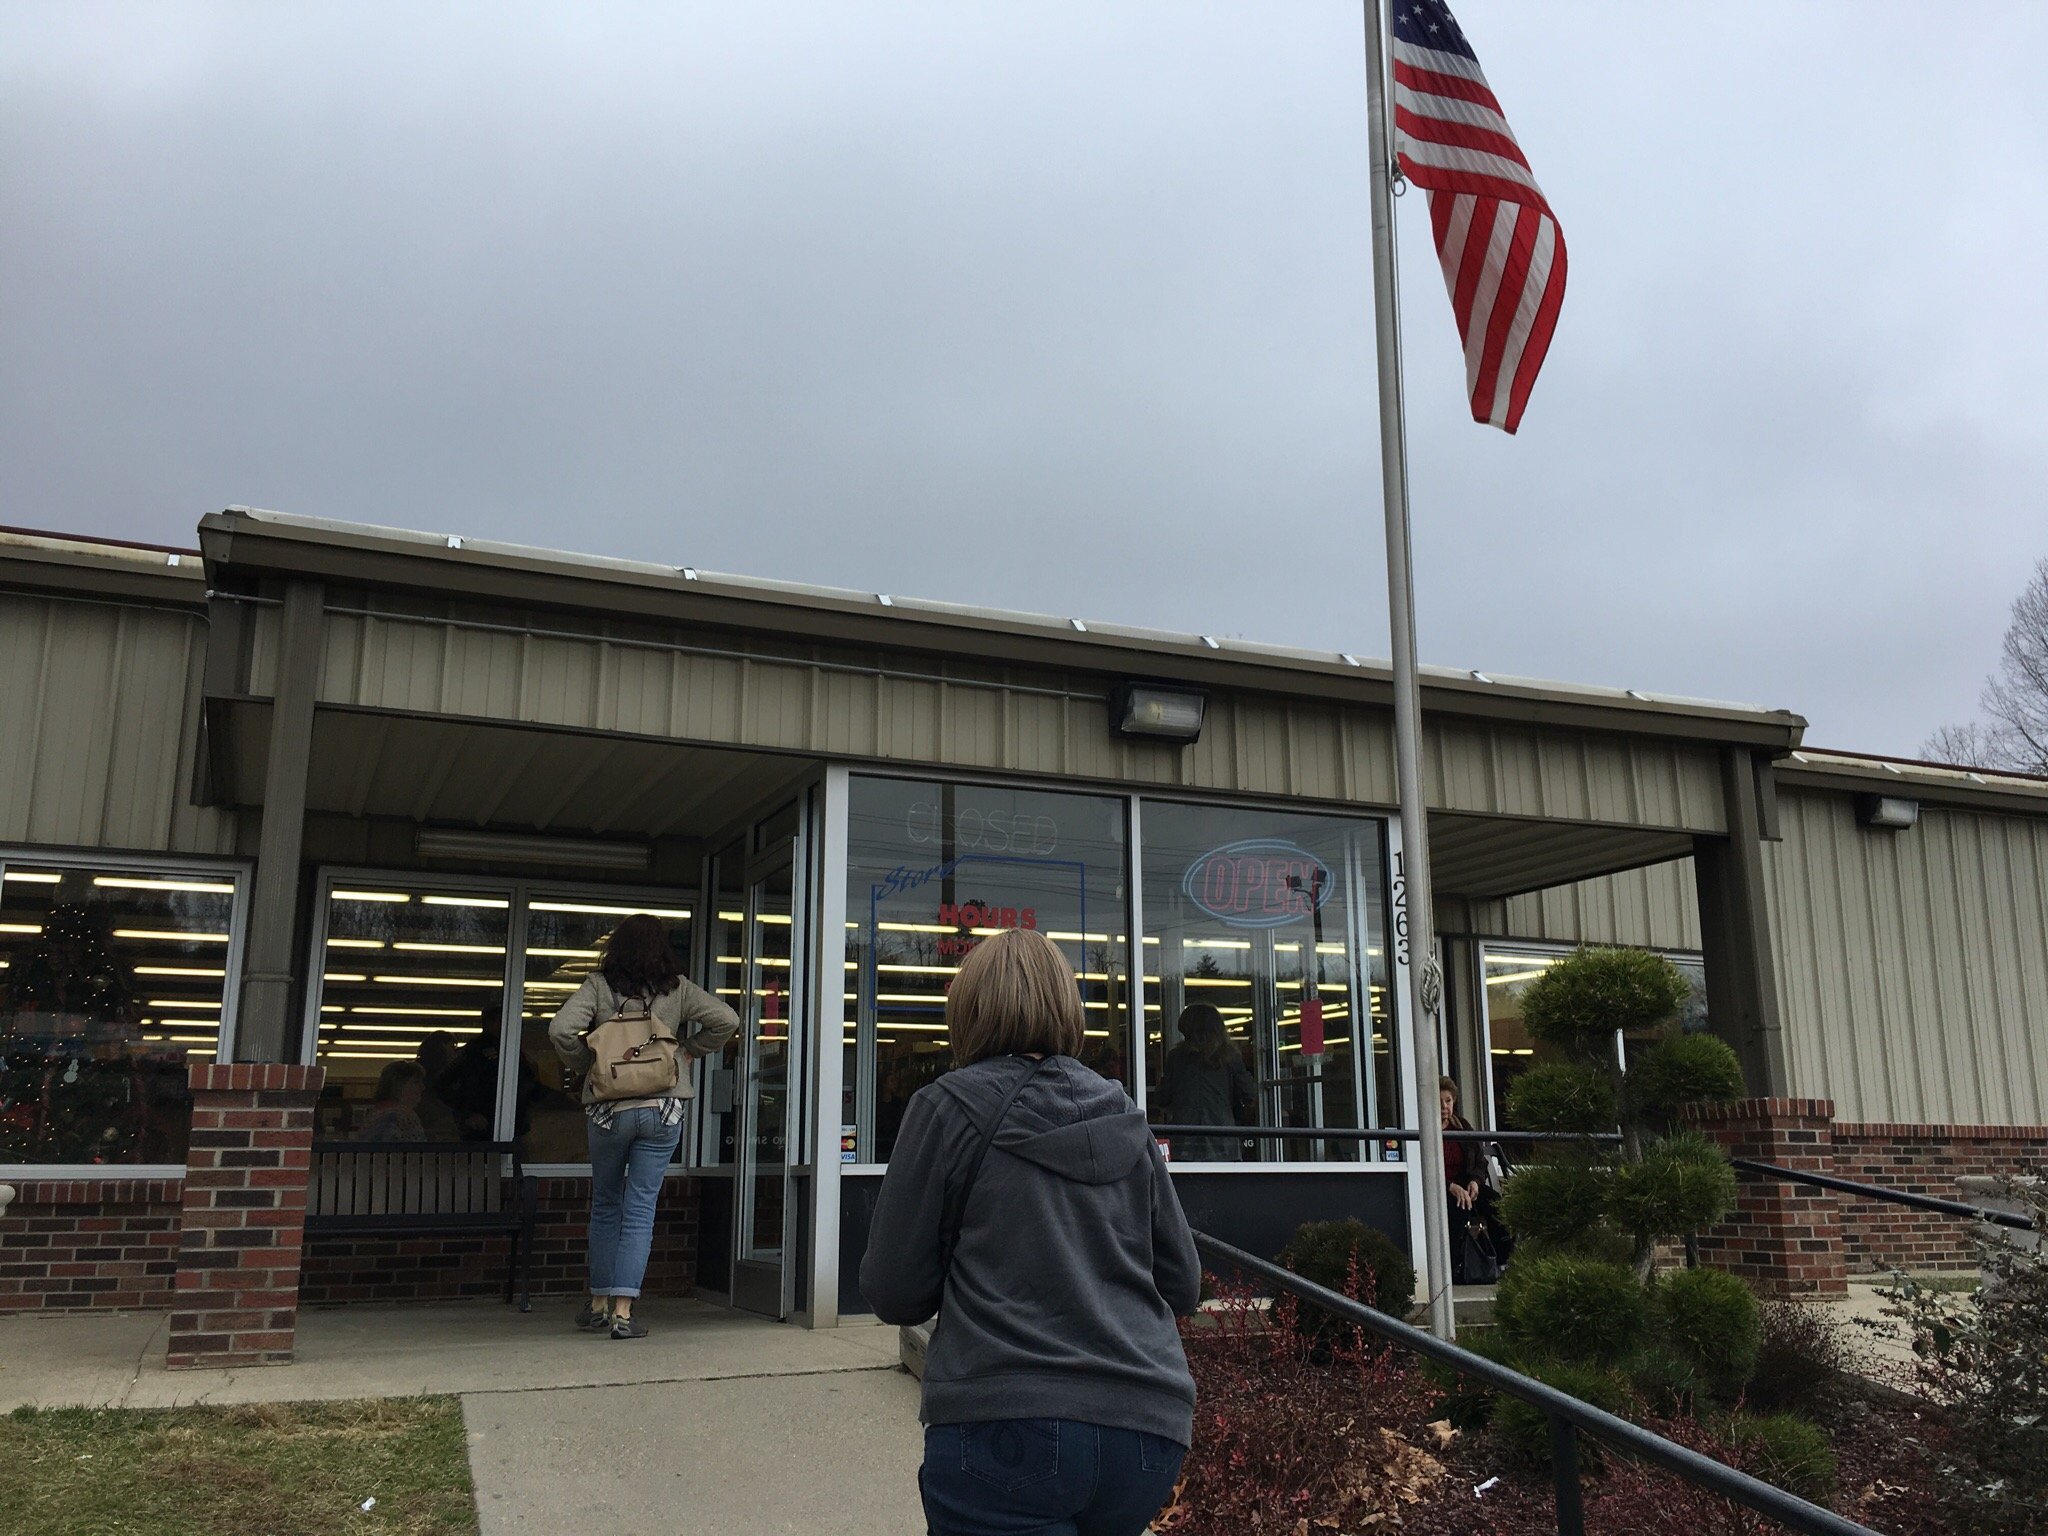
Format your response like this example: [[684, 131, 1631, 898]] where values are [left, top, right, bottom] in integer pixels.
[[307, 1140, 539, 1310]]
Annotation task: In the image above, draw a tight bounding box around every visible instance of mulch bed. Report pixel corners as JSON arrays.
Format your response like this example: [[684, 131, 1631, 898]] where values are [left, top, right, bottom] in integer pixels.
[[1159, 1291, 1983, 1536]]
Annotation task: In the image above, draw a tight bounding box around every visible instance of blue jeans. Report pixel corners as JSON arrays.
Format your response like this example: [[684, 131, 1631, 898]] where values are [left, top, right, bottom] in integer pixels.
[[920, 1419, 1186, 1536], [586, 1107, 683, 1298]]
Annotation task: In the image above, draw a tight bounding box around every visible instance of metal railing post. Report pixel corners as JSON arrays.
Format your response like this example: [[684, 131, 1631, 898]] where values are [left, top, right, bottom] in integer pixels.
[[1549, 1415, 1586, 1536]]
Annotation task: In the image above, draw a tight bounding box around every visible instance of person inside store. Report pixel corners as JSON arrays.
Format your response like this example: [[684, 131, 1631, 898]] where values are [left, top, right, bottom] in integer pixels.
[[861, 927, 1201, 1536], [412, 1031, 461, 1140], [547, 915, 738, 1341], [1152, 1002, 1255, 1161], [359, 1062, 428, 1142], [1441, 1075, 1511, 1283]]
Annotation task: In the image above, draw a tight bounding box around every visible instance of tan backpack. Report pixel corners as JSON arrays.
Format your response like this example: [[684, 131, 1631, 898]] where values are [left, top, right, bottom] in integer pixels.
[[580, 976, 683, 1103]]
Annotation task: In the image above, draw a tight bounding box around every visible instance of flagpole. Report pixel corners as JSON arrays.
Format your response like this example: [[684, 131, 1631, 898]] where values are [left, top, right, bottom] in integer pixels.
[[1361, 0, 1457, 1341]]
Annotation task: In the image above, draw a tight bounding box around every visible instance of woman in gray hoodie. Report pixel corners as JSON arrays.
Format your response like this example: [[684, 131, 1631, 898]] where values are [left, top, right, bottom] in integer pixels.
[[860, 927, 1201, 1536]]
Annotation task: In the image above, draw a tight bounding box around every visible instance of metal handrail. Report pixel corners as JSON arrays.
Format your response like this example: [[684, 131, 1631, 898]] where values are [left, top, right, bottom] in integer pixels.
[[1731, 1157, 2036, 1232], [1190, 1231, 1877, 1536]]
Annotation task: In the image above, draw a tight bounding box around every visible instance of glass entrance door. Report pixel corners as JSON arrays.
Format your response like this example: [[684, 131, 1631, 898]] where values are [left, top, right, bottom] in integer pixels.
[[732, 848, 800, 1318]]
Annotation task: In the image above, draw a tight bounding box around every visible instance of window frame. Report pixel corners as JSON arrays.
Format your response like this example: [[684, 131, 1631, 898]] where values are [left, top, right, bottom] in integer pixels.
[[0, 843, 254, 1180], [832, 766, 1414, 1179]]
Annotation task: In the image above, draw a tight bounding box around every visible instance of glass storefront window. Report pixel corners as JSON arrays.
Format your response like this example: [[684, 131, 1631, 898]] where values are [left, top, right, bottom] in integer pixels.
[[308, 878, 696, 1159], [1139, 803, 1394, 1163], [0, 860, 242, 1166], [1480, 943, 1707, 1127], [313, 884, 514, 1142], [843, 777, 1131, 1163]]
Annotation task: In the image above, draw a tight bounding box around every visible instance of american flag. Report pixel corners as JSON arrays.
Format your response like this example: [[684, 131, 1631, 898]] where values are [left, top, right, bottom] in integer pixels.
[[1391, 0, 1565, 434]]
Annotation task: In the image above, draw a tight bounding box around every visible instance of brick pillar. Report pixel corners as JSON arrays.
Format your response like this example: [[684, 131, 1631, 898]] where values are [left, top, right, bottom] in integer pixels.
[[167, 1063, 324, 1370], [1685, 1097, 1847, 1297]]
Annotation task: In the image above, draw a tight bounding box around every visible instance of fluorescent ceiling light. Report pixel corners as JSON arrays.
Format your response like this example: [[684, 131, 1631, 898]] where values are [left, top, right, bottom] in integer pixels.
[[116, 929, 229, 943], [422, 895, 511, 909], [331, 889, 412, 903], [136, 965, 226, 977], [416, 829, 651, 870], [326, 938, 384, 949], [393, 942, 507, 955], [370, 975, 502, 987], [94, 876, 235, 894], [2, 870, 63, 883], [531, 901, 688, 919]]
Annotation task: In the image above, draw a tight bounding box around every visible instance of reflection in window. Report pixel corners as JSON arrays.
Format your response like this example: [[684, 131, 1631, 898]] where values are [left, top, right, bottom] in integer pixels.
[[843, 778, 1131, 1163], [1139, 803, 1395, 1163], [0, 862, 240, 1165], [312, 885, 513, 1142], [1481, 944, 1707, 1128]]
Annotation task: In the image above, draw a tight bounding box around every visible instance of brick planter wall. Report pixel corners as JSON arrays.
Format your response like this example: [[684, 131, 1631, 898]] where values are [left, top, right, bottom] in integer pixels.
[[0, 1178, 183, 1313], [1684, 1097, 1847, 1296], [299, 1176, 700, 1304], [166, 1063, 323, 1370], [1834, 1122, 2048, 1274]]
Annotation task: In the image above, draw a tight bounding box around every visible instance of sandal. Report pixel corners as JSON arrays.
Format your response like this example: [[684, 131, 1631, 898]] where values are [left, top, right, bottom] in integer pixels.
[[575, 1302, 612, 1331], [609, 1316, 648, 1340]]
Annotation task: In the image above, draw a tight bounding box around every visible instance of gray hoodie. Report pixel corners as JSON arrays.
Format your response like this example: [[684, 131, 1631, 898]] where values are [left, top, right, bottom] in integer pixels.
[[858, 1054, 1202, 1445]]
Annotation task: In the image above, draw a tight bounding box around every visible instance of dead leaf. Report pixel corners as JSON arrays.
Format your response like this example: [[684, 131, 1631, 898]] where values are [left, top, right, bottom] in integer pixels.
[[1427, 1418, 1459, 1450]]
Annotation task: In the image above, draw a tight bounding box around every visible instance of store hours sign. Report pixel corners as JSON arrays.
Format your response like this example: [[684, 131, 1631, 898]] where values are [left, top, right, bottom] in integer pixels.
[[1181, 839, 1334, 929]]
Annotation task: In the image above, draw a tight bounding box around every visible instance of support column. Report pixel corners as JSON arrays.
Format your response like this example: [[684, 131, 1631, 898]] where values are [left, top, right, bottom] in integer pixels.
[[1692, 747, 1788, 1096], [1686, 1097, 1846, 1296], [168, 1063, 324, 1369], [234, 580, 323, 1063]]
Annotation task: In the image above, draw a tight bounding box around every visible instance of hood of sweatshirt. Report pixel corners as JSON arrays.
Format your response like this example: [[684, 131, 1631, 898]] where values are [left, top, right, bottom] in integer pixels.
[[939, 1055, 1154, 1187]]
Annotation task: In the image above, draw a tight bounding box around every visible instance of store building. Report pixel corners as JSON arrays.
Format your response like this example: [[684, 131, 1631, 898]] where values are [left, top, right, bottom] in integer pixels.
[[2, 510, 2043, 1361]]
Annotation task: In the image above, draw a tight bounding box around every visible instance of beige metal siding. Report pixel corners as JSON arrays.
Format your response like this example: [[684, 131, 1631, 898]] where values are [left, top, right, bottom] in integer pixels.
[[246, 601, 1732, 834], [1467, 859, 1703, 950], [0, 594, 236, 855], [1765, 788, 2048, 1125]]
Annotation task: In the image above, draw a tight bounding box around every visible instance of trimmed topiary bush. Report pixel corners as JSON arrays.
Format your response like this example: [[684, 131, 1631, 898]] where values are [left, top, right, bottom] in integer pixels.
[[1424, 1324, 1519, 1430], [1278, 1217, 1415, 1324], [1497, 1158, 1610, 1247], [1606, 1134, 1739, 1246], [1519, 945, 1692, 1055], [1627, 1346, 1703, 1416], [1626, 1033, 1746, 1129], [1651, 1267, 1760, 1401], [1503, 1061, 1617, 1134], [1492, 1361, 1629, 1465], [1495, 1252, 1645, 1366], [1729, 1413, 1836, 1500]]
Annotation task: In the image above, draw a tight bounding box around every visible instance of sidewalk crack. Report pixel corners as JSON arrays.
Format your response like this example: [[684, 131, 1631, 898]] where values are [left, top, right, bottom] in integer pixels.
[[118, 1315, 170, 1408]]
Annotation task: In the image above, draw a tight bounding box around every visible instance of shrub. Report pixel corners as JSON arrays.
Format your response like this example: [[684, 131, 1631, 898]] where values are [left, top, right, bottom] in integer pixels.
[[1606, 1135, 1738, 1244], [1491, 1361, 1629, 1466], [1519, 946, 1690, 1056], [1278, 1218, 1416, 1325], [1887, 1173, 2048, 1531], [1627, 1345, 1702, 1416], [1497, 1158, 1609, 1247], [1650, 1267, 1759, 1401], [1747, 1300, 1852, 1415], [1503, 1062, 1616, 1135], [1728, 1412, 1835, 1501], [1625, 1033, 1746, 1126], [1495, 1252, 1644, 1366], [1423, 1323, 1518, 1430]]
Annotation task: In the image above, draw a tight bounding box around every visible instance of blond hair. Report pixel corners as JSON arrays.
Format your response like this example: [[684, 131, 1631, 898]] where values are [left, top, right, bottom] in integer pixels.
[[947, 927, 1086, 1065]]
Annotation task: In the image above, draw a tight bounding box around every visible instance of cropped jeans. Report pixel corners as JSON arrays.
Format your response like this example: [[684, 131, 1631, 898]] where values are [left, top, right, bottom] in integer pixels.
[[585, 1106, 683, 1298], [920, 1419, 1186, 1536]]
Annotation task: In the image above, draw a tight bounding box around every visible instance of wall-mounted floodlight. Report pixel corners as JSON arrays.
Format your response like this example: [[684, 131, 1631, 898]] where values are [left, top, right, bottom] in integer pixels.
[[1854, 794, 1919, 831], [1112, 683, 1206, 743]]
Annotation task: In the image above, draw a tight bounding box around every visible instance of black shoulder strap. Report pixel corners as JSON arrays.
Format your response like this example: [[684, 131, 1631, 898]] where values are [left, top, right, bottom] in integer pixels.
[[940, 1056, 1050, 1275]]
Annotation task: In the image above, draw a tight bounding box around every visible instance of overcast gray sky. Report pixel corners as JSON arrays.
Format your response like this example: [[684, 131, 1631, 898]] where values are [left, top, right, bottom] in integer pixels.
[[4, 2, 2043, 756]]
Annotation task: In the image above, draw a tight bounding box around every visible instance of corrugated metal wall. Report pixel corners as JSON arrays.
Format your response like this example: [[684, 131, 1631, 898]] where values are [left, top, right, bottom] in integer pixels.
[[243, 600, 1732, 834], [1765, 787, 2048, 1126], [1450, 859, 1704, 950], [0, 594, 237, 855]]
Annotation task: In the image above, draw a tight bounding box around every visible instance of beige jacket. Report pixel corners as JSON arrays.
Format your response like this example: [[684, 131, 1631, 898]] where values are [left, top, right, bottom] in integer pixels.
[[547, 973, 740, 1107]]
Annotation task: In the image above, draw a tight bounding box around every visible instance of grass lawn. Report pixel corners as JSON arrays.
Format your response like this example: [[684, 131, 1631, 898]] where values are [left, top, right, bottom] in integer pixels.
[[0, 1397, 480, 1536]]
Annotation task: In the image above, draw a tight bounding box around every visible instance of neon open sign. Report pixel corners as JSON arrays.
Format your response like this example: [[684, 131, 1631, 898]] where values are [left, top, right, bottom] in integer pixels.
[[1181, 839, 1334, 928]]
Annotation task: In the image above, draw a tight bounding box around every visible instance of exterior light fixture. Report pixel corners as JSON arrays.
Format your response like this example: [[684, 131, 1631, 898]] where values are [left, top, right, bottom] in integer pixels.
[[1854, 794, 1919, 831], [413, 828, 652, 869], [1112, 683, 1206, 743]]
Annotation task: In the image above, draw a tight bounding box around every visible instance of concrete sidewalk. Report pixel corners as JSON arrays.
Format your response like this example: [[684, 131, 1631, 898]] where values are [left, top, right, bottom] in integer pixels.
[[0, 1297, 928, 1532], [0, 1296, 903, 1410]]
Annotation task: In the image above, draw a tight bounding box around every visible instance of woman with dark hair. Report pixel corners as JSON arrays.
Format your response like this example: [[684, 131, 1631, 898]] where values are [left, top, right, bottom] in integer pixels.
[[1440, 1076, 1511, 1283], [548, 914, 737, 1339], [1154, 1002, 1256, 1161]]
